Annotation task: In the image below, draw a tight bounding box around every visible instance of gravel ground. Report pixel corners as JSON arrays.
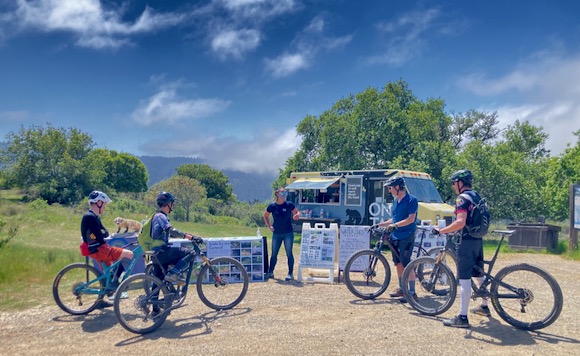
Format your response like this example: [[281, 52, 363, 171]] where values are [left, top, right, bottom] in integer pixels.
[[1, 253, 579, 356]]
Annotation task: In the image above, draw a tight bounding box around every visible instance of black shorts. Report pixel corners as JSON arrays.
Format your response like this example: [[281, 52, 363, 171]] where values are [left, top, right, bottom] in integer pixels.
[[456, 238, 484, 279], [392, 237, 414, 267]]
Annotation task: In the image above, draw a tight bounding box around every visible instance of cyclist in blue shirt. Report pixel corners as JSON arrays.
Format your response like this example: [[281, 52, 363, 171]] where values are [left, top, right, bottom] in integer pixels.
[[373, 176, 418, 303]]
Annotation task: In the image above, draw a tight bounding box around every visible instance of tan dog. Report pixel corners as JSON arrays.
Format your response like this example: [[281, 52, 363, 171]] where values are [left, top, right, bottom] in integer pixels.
[[114, 217, 143, 233]]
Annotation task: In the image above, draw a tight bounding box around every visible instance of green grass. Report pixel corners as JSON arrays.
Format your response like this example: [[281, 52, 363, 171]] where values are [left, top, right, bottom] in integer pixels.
[[0, 244, 79, 310]]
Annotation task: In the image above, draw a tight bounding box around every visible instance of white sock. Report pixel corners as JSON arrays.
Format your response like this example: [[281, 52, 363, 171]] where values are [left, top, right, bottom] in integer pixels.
[[475, 276, 489, 307], [459, 279, 471, 316]]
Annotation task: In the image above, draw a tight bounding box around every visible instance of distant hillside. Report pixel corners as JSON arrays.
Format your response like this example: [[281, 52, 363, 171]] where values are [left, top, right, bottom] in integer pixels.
[[138, 156, 275, 203]]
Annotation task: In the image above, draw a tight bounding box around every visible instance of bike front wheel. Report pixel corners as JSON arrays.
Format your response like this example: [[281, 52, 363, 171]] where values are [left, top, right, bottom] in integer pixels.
[[401, 256, 457, 316], [343, 249, 391, 300], [425, 247, 457, 276], [114, 273, 171, 334], [52, 263, 105, 315], [490, 263, 563, 331], [197, 257, 249, 310]]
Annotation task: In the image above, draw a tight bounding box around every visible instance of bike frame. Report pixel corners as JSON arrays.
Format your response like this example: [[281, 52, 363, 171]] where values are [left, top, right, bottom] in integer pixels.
[[373, 225, 432, 262], [469, 230, 524, 300], [147, 239, 219, 309], [75, 242, 144, 296], [431, 230, 521, 299]]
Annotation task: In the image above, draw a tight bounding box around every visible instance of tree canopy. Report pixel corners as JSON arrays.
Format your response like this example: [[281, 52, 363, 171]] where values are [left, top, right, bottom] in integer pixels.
[[176, 163, 233, 202], [147, 175, 207, 222], [277, 80, 580, 222], [0, 124, 148, 204]]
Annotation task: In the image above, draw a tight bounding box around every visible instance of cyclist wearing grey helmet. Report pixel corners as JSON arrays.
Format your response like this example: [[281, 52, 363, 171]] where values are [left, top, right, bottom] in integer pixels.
[[433, 169, 488, 328], [373, 176, 418, 303], [151, 191, 201, 285]]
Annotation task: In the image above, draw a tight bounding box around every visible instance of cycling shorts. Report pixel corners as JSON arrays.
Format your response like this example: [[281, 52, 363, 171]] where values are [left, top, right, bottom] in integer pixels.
[[89, 244, 124, 266]]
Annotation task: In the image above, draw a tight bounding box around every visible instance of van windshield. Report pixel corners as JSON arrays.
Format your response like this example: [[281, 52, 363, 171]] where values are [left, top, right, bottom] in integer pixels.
[[404, 177, 443, 203]]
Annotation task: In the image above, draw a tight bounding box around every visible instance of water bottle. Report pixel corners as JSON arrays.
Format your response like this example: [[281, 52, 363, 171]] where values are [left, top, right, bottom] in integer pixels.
[[257, 226, 261, 237], [319, 208, 324, 218]]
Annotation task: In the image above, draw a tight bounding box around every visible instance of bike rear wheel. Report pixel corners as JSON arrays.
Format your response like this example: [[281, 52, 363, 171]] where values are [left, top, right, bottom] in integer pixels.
[[197, 257, 249, 310], [343, 249, 391, 300], [401, 256, 457, 316], [52, 263, 105, 315], [490, 263, 563, 331], [114, 273, 171, 334]]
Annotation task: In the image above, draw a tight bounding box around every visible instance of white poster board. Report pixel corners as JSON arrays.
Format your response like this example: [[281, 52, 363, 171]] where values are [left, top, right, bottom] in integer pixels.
[[338, 225, 370, 271], [298, 223, 338, 283], [299, 226, 337, 268]]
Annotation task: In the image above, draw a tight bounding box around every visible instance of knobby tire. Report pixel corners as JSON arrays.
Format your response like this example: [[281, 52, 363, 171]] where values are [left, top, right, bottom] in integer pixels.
[[343, 249, 391, 300], [490, 263, 563, 330]]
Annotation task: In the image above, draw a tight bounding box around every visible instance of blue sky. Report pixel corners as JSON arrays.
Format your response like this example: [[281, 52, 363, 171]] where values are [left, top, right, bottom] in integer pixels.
[[1, 0, 579, 175]]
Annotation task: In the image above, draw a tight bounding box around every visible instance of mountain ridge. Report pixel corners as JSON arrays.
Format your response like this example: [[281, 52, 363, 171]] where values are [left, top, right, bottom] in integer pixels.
[[138, 155, 276, 203]]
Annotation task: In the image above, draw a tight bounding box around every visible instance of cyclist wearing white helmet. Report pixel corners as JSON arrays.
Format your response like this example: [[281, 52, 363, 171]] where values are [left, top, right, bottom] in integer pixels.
[[81, 191, 133, 286]]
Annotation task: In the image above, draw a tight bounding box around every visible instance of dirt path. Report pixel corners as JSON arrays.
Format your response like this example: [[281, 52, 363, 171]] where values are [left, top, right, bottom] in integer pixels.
[[1, 253, 579, 356]]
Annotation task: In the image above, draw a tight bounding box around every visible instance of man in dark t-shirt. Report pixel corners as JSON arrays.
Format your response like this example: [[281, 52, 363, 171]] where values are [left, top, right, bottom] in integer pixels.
[[263, 188, 300, 281]]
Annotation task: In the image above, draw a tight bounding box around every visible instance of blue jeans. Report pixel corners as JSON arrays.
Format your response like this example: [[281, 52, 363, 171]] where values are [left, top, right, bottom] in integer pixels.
[[269, 232, 295, 275]]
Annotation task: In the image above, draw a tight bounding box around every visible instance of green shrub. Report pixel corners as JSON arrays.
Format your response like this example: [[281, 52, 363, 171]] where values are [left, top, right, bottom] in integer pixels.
[[213, 215, 244, 225], [29, 198, 48, 210]]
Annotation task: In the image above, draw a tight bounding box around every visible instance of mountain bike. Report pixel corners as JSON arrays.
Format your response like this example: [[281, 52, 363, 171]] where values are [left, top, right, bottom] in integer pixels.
[[113, 237, 249, 334], [52, 241, 144, 315], [401, 230, 563, 330], [343, 225, 457, 299]]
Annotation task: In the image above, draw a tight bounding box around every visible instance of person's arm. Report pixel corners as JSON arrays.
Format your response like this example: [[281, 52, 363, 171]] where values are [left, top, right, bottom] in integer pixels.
[[394, 212, 416, 228], [438, 211, 467, 234], [375, 219, 392, 228], [291, 208, 300, 220], [264, 211, 274, 232]]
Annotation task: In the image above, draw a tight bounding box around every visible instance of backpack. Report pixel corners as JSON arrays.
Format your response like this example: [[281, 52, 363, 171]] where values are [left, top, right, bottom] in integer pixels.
[[137, 215, 165, 251], [459, 190, 491, 238]]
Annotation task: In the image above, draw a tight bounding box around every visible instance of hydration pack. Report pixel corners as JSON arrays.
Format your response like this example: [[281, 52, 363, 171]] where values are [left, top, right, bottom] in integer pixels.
[[459, 190, 491, 238], [137, 215, 164, 251]]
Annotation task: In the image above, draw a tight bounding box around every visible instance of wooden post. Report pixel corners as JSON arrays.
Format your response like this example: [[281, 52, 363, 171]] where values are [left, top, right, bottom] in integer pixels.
[[570, 184, 579, 251]]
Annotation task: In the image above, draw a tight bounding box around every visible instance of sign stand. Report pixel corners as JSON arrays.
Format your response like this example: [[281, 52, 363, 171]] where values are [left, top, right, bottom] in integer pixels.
[[297, 223, 338, 283], [337, 225, 370, 283]]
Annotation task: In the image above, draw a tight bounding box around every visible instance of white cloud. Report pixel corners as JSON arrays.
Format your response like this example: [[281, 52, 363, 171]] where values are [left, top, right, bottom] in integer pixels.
[[211, 28, 260, 60], [368, 8, 444, 66], [13, 0, 186, 49], [492, 102, 579, 155], [457, 71, 539, 97], [132, 86, 230, 126], [264, 53, 308, 78], [0, 110, 28, 124], [265, 15, 353, 78], [458, 52, 580, 154], [140, 127, 302, 174], [220, 0, 298, 20], [204, 0, 298, 60]]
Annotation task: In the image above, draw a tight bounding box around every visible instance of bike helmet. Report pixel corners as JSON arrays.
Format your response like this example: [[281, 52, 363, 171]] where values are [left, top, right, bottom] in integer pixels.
[[450, 169, 473, 186], [88, 191, 112, 204], [384, 176, 405, 188], [156, 191, 175, 207]]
